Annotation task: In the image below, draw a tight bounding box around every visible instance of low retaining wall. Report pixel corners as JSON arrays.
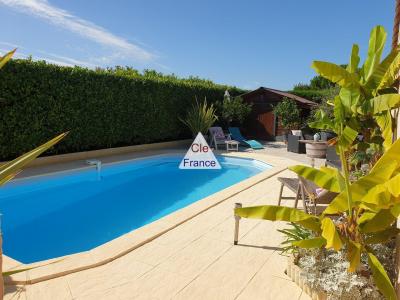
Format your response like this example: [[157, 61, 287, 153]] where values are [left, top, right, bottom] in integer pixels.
[[2, 139, 192, 168]]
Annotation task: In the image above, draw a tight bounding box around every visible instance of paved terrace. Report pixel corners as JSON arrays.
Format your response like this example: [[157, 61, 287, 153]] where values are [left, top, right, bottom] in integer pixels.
[[5, 142, 324, 300]]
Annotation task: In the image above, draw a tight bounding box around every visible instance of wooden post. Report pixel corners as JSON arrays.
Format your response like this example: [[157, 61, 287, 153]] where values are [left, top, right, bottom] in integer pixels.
[[233, 203, 242, 245]]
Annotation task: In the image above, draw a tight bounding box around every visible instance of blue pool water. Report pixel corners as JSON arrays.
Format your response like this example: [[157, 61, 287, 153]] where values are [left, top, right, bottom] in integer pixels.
[[0, 155, 270, 263]]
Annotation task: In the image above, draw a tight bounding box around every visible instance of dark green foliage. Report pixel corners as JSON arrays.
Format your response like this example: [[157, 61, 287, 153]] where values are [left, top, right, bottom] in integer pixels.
[[307, 86, 340, 124], [0, 59, 243, 160], [180, 97, 218, 135], [291, 74, 338, 103], [289, 89, 334, 103], [219, 96, 252, 127], [273, 98, 301, 129], [278, 223, 313, 255]]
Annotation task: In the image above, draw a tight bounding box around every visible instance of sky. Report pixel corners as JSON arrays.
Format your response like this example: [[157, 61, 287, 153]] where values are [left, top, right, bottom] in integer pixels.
[[0, 0, 396, 90]]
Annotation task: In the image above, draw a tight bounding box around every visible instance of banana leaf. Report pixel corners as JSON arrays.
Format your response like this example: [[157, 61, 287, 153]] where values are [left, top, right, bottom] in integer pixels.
[[0, 49, 16, 69], [321, 218, 342, 251], [311, 61, 360, 88], [375, 111, 393, 150], [365, 228, 400, 244], [289, 165, 344, 193], [358, 209, 396, 233], [369, 94, 400, 114], [362, 26, 387, 82], [324, 161, 397, 215], [346, 44, 360, 73], [365, 47, 400, 92], [367, 251, 396, 300], [347, 240, 361, 272], [292, 237, 326, 248], [0, 132, 67, 186], [235, 205, 321, 232]]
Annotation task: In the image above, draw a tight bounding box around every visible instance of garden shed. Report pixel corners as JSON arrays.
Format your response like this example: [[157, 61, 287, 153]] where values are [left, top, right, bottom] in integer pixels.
[[240, 87, 316, 140]]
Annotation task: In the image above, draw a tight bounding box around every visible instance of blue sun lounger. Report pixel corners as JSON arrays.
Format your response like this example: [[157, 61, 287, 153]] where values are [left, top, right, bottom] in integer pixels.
[[228, 127, 264, 149]]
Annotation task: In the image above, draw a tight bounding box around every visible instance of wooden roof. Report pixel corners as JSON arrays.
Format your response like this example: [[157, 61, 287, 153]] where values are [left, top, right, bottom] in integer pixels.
[[241, 87, 317, 107]]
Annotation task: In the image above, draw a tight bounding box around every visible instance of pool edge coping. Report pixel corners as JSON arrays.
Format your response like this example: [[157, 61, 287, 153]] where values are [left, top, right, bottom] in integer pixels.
[[4, 152, 291, 285]]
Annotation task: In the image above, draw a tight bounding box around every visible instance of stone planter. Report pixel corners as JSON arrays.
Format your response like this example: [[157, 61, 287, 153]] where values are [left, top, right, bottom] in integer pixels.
[[305, 143, 327, 159], [287, 256, 328, 300]]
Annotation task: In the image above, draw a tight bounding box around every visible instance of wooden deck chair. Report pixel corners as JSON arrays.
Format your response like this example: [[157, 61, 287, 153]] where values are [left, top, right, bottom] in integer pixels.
[[233, 176, 337, 244], [209, 127, 231, 150]]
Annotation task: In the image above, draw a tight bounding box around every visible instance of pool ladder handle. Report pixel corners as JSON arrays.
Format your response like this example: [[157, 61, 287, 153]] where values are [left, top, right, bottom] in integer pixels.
[[233, 203, 242, 245], [86, 159, 102, 172]]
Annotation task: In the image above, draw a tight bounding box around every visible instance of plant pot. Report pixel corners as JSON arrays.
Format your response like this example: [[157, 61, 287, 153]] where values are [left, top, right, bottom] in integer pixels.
[[287, 256, 328, 300], [305, 143, 327, 159]]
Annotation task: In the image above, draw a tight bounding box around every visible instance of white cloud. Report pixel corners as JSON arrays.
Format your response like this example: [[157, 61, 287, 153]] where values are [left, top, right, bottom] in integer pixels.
[[0, 42, 98, 67], [0, 47, 74, 66], [0, 0, 155, 62], [36, 50, 97, 67]]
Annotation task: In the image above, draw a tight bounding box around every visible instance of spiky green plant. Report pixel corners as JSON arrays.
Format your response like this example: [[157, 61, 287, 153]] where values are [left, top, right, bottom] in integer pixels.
[[278, 223, 313, 255], [180, 97, 218, 135]]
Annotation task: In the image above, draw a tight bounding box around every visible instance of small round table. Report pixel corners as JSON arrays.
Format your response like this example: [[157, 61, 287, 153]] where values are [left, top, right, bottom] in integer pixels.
[[225, 140, 240, 152], [299, 140, 328, 167]]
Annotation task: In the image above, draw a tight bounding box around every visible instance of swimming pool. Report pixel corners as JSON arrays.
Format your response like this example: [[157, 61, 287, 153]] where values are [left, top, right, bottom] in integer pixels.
[[0, 155, 270, 263]]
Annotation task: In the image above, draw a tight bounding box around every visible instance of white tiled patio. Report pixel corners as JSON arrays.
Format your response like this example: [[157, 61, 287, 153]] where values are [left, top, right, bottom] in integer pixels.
[[4, 143, 323, 300]]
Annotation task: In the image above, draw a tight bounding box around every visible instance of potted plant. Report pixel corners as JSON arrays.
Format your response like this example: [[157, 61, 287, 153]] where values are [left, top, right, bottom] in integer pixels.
[[180, 97, 218, 138], [235, 25, 400, 299], [219, 95, 252, 127], [273, 98, 301, 141]]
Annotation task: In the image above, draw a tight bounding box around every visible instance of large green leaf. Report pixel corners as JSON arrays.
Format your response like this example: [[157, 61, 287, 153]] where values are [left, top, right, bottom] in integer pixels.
[[339, 88, 360, 114], [385, 173, 400, 197], [0, 132, 67, 186], [308, 109, 334, 131], [0, 48, 16, 69], [375, 111, 393, 150], [371, 137, 400, 172], [369, 94, 400, 114], [377, 50, 400, 91], [358, 209, 396, 233], [347, 44, 360, 73], [347, 240, 361, 272], [390, 203, 400, 217], [334, 95, 346, 124], [361, 184, 392, 208], [324, 161, 398, 215], [292, 237, 326, 248], [362, 26, 387, 82], [365, 47, 400, 92], [337, 126, 358, 149], [321, 217, 342, 251], [365, 227, 400, 244], [367, 251, 396, 300], [234, 205, 321, 232], [289, 165, 343, 193], [311, 61, 360, 88]]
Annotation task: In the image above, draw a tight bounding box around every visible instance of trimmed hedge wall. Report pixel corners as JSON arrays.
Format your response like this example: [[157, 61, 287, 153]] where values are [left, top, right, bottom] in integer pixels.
[[289, 89, 332, 103], [0, 59, 243, 160]]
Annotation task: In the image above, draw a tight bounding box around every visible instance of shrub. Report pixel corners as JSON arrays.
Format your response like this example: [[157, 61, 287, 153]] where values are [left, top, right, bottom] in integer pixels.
[[219, 96, 252, 127], [180, 97, 217, 136], [0, 59, 243, 160], [273, 98, 301, 130], [289, 89, 334, 103]]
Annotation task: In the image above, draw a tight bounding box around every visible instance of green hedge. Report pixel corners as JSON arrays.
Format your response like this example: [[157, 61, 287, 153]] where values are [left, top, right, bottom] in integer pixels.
[[289, 89, 333, 103], [0, 59, 243, 160]]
